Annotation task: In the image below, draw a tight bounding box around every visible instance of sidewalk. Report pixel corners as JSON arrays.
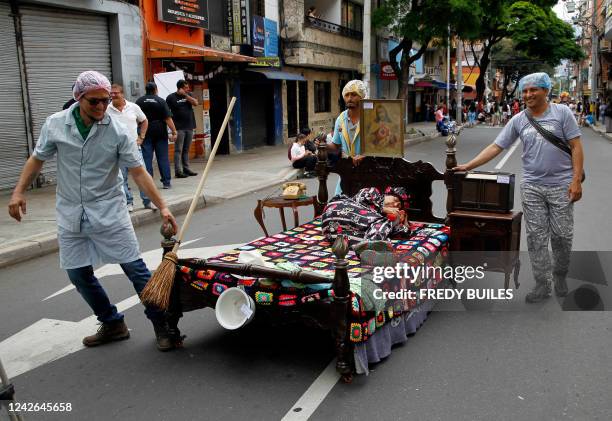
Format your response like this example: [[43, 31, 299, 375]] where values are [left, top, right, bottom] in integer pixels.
[[588, 122, 612, 141], [0, 123, 439, 268]]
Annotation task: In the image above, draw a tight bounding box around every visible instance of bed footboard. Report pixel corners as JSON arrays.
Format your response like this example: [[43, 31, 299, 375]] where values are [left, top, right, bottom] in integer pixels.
[[159, 225, 355, 378]]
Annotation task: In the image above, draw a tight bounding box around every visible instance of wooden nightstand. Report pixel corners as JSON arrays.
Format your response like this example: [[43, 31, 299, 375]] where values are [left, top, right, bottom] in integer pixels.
[[253, 196, 318, 237], [448, 210, 522, 289]]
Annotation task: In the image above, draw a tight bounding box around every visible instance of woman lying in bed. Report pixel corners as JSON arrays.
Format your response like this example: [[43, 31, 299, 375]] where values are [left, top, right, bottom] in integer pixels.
[[321, 186, 411, 245]]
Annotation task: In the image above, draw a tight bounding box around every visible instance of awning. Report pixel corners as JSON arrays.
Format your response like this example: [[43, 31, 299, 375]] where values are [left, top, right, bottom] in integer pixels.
[[148, 39, 256, 62], [433, 80, 456, 89], [247, 69, 306, 81]]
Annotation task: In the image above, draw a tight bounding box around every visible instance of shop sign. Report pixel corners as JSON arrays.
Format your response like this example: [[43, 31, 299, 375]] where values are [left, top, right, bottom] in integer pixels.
[[157, 0, 208, 30], [252, 15, 265, 56], [380, 62, 397, 80], [229, 0, 250, 45], [248, 56, 281, 67], [210, 34, 231, 52], [264, 18, 278, 57]]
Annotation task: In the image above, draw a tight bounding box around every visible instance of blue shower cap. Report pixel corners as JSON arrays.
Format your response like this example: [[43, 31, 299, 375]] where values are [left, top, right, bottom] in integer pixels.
[[518, 72, 552, 93]]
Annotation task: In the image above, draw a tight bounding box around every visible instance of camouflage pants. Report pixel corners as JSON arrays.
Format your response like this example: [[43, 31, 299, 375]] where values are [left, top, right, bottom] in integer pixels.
[[521, 183, 574, 287]]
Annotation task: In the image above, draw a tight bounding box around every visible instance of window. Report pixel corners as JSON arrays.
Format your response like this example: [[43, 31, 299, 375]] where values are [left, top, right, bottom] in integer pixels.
[[208, 0, 229, 35], [250, 0, 265, 17], [341, 1, 363, 32], [314, 81, 331, 113]]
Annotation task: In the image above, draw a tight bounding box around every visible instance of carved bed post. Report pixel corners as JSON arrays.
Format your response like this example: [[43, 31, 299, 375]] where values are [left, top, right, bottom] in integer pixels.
[[160, 223, 177, 257], [160, 223, 184, 346], [444, 133, 458, 219], [315, 141, 329, 215], [331, 234, 353, 383]]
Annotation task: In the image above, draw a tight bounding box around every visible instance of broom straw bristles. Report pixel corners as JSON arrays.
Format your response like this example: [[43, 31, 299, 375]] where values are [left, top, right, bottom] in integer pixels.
[[141, 251, 178, 310]]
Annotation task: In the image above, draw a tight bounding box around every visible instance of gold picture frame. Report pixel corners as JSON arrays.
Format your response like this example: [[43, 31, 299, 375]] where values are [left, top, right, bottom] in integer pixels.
[[360, 99, 405, 158]]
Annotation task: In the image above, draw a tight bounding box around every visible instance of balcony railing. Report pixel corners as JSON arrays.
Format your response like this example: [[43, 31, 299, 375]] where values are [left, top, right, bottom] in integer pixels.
[[304, 16, 362, 40]]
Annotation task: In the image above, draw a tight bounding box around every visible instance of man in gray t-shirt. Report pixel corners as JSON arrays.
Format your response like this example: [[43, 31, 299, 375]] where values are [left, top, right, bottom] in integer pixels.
[[455, 72, 584, 303]]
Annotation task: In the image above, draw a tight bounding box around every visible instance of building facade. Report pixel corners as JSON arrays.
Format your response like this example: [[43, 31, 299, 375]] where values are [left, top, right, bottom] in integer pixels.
[[0, 0, 144, 190], [280, 0, 364, 139]]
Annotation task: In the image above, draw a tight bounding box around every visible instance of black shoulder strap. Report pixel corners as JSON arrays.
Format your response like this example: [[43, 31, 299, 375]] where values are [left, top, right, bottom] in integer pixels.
[[524, 111, 572, 156]]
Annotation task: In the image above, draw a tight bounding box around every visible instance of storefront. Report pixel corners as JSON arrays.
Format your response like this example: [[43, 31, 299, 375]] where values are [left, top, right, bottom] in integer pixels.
[[0, 0, 143, 191], [142, 0, 258, 155]]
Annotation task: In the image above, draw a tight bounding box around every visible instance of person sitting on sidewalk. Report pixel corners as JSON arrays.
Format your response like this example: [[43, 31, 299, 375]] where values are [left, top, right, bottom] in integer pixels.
[[290, 134, 317, 177], [8, 71, 180, 351], [435, 105, 445, 132], [300, 127, 320, 154]]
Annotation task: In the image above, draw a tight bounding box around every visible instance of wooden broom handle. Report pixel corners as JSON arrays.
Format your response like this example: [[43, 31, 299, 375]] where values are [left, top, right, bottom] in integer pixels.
[[171, 96, 237, 252]]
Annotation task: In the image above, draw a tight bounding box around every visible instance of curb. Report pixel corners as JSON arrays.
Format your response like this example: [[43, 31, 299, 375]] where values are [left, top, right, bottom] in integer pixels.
[[588, 124, 612, 141], [405, 132, 440, 147], [0, 168, 301, 269]]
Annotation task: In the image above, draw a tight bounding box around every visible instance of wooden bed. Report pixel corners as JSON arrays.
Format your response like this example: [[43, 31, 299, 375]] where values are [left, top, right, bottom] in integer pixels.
[[158, 135, 458, 383]]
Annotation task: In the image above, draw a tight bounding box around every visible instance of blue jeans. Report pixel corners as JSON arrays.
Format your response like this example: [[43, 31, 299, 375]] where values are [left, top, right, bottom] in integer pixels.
[[66, 258, 165, 324], [141, 136, 172, 187]]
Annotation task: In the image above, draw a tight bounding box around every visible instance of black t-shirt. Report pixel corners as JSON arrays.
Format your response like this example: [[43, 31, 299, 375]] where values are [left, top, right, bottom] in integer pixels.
[[166, 92, 196, 130], [136, 94, 172, 138]]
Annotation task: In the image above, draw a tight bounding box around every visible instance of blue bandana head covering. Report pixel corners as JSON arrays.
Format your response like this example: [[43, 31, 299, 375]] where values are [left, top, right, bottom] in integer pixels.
[[518, 72, 552, 93]]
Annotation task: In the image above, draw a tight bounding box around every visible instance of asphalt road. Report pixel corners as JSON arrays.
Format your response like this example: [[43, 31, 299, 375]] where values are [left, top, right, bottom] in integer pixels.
[[0, 126, 611, 421]]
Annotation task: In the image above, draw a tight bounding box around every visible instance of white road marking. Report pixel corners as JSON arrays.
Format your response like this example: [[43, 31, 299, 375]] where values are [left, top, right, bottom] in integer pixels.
[[281, 359, 340, 421], [495, 139, 520, 170], [3, 242, 245, 379], [0, 294, 140, 379]]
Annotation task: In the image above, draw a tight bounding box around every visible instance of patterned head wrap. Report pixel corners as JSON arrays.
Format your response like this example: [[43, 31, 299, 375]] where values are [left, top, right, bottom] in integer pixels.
[[342, 79, 367, 99], [384, 186, 409, 210], [518, 72, 551, 93], [73, 70, 111, 100]]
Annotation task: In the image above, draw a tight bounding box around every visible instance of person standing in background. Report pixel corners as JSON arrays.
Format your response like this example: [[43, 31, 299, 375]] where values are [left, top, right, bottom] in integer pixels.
[[108, 84, 148, 212], [136, 82, 177, 194], [166, 80, 198, 179]]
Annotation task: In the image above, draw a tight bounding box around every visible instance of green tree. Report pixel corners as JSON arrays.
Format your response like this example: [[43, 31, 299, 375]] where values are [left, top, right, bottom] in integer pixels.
[[465, 0, 583, 101], [491, 39, 555, 100], [372, 0, 481, 100]]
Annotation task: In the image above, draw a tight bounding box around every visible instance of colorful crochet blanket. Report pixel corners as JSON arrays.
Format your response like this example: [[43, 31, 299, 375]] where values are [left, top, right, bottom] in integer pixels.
[[177, 218, 450, 343]]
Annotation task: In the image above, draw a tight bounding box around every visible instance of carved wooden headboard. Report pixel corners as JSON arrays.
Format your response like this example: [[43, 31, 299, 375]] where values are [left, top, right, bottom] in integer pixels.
[[315, 135, 458, 224]]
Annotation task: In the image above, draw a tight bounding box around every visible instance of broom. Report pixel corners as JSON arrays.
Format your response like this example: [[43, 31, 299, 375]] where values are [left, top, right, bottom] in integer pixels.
[[141, 97, 237, 310]]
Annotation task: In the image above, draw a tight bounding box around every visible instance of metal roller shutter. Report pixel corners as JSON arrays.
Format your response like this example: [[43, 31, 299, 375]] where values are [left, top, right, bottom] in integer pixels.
[[0, 1, 30, 191], [20, 5, 112, 185]]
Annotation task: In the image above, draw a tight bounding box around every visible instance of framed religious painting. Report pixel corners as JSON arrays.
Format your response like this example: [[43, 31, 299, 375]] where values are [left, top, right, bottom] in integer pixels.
[[360, 99, 405, 158]]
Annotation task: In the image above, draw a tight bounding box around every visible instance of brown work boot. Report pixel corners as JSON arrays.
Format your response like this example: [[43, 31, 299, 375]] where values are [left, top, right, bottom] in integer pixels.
[[83, 320, 130, 347], [153, 322, 175, 352]]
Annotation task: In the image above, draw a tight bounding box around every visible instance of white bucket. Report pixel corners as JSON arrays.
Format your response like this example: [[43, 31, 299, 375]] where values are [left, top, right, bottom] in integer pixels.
[[215, 287, 256, 330]]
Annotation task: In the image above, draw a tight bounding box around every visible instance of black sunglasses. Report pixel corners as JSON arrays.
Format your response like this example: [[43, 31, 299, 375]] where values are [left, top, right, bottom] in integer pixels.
[[83, 96, 112, 106]]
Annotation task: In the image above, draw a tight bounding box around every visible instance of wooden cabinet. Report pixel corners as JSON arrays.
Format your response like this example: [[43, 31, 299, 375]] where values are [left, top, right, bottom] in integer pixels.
[[448, 210, 522, 289]]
